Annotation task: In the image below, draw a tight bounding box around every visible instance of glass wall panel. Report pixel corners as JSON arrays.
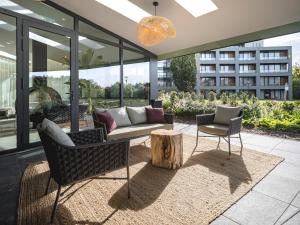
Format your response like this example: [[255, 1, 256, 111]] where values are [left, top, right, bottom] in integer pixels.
[[28, 27, 71, 143], [78, 21, 120, 129], [79, 21, 119, 44], [0, 13, 16, 151], [123, 49, 149, 106], [0, 0, 73, 29]]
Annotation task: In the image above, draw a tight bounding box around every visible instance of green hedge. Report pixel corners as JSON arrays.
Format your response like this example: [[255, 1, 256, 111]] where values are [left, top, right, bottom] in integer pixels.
[[159, 91, 300, 133]]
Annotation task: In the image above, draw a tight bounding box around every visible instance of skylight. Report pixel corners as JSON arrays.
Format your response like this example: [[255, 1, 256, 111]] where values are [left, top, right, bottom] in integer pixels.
[[95, 0, 151, 23], [175, 0, 218, 17]]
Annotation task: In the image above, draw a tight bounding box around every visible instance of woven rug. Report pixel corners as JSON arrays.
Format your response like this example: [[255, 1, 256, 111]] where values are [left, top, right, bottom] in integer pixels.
[[18, 134, 283, 225]]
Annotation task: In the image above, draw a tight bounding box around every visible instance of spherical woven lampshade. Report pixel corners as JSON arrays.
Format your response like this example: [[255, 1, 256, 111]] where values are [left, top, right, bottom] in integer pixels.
[[137, 16, 176, 46]]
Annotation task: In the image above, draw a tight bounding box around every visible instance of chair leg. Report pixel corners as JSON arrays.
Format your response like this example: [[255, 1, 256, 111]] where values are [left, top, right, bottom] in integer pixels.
[[217, 136, 221, 150], [50, 185, 61, 224], [228, 136, 231, 158], [239, 132, 243, 155], [45, 175, 51, 196]]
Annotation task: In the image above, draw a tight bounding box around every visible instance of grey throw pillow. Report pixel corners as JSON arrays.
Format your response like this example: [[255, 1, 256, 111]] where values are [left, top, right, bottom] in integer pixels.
[[107, 107, 132, 127], [41, 118, 75, 146], [213, 105, 242, 125], [126, 106, 147, 124]]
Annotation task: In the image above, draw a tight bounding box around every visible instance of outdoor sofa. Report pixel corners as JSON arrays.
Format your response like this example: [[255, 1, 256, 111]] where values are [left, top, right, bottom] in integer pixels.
[[93, 103, 174, 141]]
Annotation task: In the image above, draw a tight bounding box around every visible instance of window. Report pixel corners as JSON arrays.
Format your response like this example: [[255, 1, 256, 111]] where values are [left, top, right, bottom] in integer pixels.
[[0, 13, 16, 150], [239, 77, 256, 87], [200, 64, 216, 73], [79, 20, 119, 44], [220, 64, 235, 73], [78, 21, 121, 129], [199, 52, 215, 60], [0, 0, 74, 29], [123, 49, 150, 106], [239, 51, 255, 60], [200, 77, 216, 86], [220, 51, 235, 60], [220, 77, 235, 86]]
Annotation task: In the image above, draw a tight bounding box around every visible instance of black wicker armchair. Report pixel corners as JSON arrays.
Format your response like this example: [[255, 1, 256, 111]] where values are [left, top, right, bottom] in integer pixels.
[[37, 127, 130, 223], [194, 110, 243, 157]]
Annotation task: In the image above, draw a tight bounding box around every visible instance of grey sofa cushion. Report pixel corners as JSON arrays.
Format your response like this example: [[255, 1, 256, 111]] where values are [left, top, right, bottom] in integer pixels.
[[107, 123, 173, 141], [198, 124, 229, 136], [214, 105, 241, 125], [107, 107, 132, 127], [126, 106, 147, 124], [41, 118, 75, 146]]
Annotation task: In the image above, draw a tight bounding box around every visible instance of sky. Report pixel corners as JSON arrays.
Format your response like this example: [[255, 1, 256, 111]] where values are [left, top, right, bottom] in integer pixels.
[[263, 32, 300, 66]]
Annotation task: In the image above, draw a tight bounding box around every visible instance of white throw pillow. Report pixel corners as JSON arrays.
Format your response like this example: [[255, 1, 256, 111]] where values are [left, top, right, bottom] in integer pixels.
[[107, 107, 132, 127], [126, 106, 147, 124], [213, 105, 242, 125], [41, 118, 75, 146]]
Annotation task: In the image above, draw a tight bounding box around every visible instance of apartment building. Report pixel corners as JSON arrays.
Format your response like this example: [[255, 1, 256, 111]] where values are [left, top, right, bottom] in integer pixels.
[[158, 42, 292, 100]]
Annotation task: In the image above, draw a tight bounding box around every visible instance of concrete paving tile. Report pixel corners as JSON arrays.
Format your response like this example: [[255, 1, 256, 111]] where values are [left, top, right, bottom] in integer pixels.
[[275, 139, 300, 154], [224, 190, 288, 225], [271, 149, 300, 167], [243, 143, 274, 154], [254, 173, 300, 203], [243, 135, 283, 150], [210, 215, 239, 225], [270, 162, 300, 181], [275, 205, 300, 225], [291, 192, 300, 208]]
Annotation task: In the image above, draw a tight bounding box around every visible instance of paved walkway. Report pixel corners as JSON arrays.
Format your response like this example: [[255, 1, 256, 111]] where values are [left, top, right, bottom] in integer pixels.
[[0, 123, 299, 225], [174, 122, 300, 225]]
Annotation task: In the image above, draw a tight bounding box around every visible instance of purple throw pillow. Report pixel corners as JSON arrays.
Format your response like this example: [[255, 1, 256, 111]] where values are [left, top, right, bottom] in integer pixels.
[[145, 107, 166, 123], [95, 111, 117, 134]]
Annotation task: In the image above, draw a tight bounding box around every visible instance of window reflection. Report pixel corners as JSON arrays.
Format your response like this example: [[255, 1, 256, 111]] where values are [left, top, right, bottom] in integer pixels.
[[0, 13, 16, 151]]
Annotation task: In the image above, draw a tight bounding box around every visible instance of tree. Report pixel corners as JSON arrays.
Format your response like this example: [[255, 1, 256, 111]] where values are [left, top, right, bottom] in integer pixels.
[[293, 63, 300, 79], [170, 54, 197, 92], [293, 63, 300, 99]]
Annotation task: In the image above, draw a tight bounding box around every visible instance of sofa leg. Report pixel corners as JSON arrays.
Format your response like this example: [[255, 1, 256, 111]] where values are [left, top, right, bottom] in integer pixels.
[[228, 136, 231, 158], [239, 132, 243, 155], [45, 175, 51, 196], [126, 148, 131, 199], [50, 185, 61, 224], [217, 136, 221, 150]]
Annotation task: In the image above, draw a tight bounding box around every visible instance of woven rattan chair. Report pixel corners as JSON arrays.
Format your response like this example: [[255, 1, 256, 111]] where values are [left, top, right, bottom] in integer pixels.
[[37, 127, 130, 223], [194, 109, 243, 158]]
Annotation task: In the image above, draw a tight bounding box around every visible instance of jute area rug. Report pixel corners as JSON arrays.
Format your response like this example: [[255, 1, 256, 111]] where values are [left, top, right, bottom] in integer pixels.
[[18, 134, 283, 225]]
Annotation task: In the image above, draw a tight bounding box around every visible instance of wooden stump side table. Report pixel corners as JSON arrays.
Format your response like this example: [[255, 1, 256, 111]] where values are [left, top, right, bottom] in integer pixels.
[[150, 129, 183, 169]]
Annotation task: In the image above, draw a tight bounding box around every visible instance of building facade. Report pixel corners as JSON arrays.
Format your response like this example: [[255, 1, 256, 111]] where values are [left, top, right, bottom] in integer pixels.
[[158, 42, 293, 100]]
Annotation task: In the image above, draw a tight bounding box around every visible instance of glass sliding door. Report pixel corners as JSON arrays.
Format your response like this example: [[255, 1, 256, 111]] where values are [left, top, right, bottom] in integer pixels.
[[26, 26, 71, 143], [0, 13, 17, 151], [78, 21, 120, 130], [123, 47, 150, 106]]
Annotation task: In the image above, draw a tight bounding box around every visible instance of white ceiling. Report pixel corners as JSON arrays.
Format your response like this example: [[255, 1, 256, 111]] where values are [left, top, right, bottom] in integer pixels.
[[51, 0, 300, 56]]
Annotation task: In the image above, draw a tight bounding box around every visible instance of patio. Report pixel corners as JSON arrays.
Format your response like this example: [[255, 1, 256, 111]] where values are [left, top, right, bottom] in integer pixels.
[[1, 123, 300, 225], [1, 0, 300, 224]]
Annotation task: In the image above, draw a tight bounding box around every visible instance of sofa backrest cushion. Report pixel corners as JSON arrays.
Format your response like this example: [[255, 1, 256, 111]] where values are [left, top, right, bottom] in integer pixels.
[[107, 107, 132, 127], [145, 107, 166, 123], [126, 106, 149, 124], [214, 105, 242, 125], [95, 111, 117, 133], [40, 118, 75, 146]]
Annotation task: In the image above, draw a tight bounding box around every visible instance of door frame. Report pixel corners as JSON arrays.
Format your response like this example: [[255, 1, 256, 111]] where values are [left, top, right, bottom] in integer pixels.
[[21, 19, 77, 149]]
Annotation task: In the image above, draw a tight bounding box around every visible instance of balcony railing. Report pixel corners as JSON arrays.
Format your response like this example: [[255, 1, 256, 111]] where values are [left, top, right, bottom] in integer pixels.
[[260, 56, 288, 60], [239, 70, 256, 73], [220, 70, 235, 73], [239, 57, 256, 60], [260, 69, 288, 73]]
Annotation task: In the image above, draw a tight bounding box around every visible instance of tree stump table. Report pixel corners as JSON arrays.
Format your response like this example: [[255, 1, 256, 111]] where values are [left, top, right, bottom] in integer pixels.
[[150, 129, 183, 169]]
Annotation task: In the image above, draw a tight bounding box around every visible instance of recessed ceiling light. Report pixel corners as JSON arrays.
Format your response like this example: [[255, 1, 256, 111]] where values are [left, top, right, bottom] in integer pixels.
[[175, 0, 218, 17], [95, 0, 151, 23]]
